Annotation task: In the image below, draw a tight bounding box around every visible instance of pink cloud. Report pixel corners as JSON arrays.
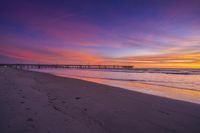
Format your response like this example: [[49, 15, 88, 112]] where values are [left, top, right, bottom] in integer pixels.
[[0, 46, 104, 64]]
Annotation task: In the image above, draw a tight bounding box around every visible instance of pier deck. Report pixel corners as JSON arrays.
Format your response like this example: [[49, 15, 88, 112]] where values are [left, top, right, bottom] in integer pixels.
[[0, 64, 133, 69]]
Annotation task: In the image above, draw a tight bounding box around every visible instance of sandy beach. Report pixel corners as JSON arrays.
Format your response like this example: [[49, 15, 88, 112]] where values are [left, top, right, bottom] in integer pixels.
[[0, 68, 200, 133]]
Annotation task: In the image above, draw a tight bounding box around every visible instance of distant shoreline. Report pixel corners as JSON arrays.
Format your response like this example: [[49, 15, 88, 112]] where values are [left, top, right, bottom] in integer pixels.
[[1, 68, 200, 133]]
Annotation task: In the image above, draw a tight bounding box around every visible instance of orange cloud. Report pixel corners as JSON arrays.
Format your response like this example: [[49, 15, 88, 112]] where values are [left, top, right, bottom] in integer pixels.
[[1, 46, 200, 68], [98, 52, 200, 68], [0, 46, 55, 63], [0, 46, 104, 64], [45, 47, 104, 64]]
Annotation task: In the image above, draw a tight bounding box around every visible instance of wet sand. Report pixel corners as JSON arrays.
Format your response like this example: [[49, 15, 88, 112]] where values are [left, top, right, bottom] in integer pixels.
[[0, 68, 200, 133]]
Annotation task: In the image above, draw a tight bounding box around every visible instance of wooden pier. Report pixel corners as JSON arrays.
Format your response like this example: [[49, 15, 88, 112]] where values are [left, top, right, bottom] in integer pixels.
[[0, 64, 133, 70]]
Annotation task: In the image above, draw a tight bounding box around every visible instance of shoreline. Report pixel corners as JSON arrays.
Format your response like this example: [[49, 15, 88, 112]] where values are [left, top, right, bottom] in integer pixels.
[[1, 68, 200, 133], [32, 68, 200, 104]]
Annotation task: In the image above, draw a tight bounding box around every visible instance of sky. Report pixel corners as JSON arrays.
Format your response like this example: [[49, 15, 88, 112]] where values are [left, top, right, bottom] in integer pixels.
[[0, 0, 200, 68]]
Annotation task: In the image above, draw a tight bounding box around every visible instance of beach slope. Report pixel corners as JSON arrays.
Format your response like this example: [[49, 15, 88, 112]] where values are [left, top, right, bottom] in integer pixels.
[[0, 68, 200, 133]]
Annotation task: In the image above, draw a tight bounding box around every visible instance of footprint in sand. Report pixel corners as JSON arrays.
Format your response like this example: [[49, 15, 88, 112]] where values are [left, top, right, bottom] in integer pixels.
[[26, 118, 34, 122], [22, 96, 26, 99], [75, 97, 81, 100]]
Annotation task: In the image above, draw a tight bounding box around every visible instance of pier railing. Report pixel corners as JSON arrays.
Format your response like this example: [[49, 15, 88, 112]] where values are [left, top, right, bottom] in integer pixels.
[[0, 64, 134, 69]]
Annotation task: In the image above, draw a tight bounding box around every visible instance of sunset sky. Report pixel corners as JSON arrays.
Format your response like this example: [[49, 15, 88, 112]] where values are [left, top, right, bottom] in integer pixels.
[[1, 0, 200, 68]]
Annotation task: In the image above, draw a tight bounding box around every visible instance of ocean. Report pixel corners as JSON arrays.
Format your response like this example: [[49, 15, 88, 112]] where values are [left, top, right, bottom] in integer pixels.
[[31, 68, 200, 104]]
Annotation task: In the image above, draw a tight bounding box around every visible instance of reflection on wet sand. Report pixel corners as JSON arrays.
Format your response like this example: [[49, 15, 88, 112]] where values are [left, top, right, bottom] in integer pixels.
[[32, 69, 200, 104], [60, 75, 200, 104]]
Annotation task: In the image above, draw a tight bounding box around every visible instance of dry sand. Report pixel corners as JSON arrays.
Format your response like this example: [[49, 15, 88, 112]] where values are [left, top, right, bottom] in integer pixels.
[[0, 68, 200, 133]]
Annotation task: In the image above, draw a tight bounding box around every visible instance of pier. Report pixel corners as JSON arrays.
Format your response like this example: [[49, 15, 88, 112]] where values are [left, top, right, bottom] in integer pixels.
[[0, 64, 134, 69]]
